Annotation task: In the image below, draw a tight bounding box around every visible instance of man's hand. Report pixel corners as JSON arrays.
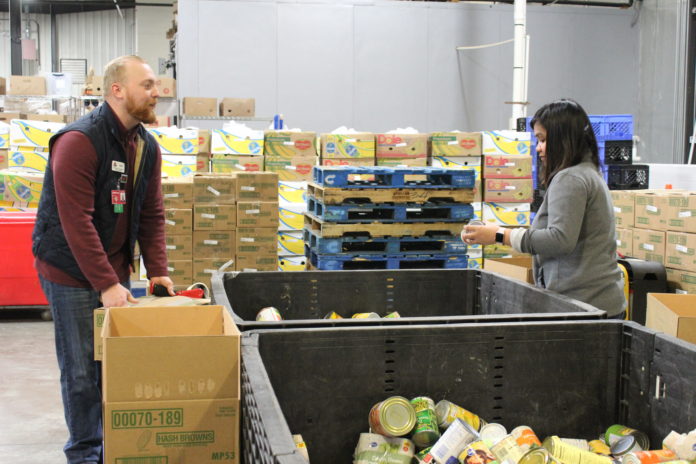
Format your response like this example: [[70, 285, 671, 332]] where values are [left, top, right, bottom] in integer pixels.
[[101, 283, 138, 308], [150, 276, 176, 296]]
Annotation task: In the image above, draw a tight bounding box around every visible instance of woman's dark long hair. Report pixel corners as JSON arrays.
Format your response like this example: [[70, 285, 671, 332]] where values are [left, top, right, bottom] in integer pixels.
[[530, 99, 599, 187]]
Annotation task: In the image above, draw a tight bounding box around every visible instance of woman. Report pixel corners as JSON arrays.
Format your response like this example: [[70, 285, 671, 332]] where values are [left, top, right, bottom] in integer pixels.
[[462, 99, 626, 318]]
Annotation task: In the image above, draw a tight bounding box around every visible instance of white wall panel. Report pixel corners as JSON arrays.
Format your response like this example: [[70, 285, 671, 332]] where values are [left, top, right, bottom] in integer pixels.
[[0, 12, 53, 78]]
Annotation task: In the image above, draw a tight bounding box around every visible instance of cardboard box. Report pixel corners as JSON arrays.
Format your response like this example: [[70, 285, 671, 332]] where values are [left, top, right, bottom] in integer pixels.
[[165, 234, 192, 260], [278, 181, 307, 204], [167, 259, 193, 284], [430, 156, 481, 170], [85, 75, 104, 96], [468, 257, 483, 270], [164, 208, 192, 235], [666, 268, 696, 294], [236, 228, 277, 255], [9, 76, 46, 96], [278, 201, 307, 231], [264, 154, 316, 181], [430, 132, 482, 157], [635, 192, 670, 231], [236, 253, 277, 272], [197, 153, 210, 173], [484, 256, 534, 284], [483, 178, 533, 203], [264, 131, 317, 157], [0, 169, 44, 203], [193, 258, 235, 288], [320, 157, 375, 167], [194, 205, 237, 231], [220, 98, 255, 117], [278, 231, 305, 256], [183, 97, 217, 117], [646, 293, 696, 345], [234, 172, 279, 202], [155, 76, 176, 98], [482, 202, 530, 227], [148, 127, 199, 155], [144, 115, 170, 128], [0, 150, 7, 170], [0, 113, 24, 124], [193, 231, 235, 259], [632, 228, 666, 264], [615, 227, 633, 256], [483, 154, 533, 179], [0, 77, 5, 95], [237, 202, 280, 228], [473, 179, 482, 203], [376, 155, 428, 167], [161, 155, 196, 178], [211, 154, 264, 173], [211, 128, 264, 155], [666, 231, 696, 273], [10, 119, 65, 150], [320, 133, 375, 159], [198, 129, 211, 154], [665, 191, 696, 233], [375, 133, 428, 159], [26, 113, 67, 123], [104, 398, 239, 464], [483, 243, 529, 259], [278, 255, 307, 271], [611, 190, 636, 228], [481, 130, 532, 155], [193, 173, 236, 204], [162, 177, 193, 209]]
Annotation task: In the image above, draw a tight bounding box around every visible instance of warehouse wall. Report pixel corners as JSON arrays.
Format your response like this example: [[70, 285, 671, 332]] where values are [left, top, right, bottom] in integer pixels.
[[177, 0, 639, 133], [0, 12, 53, 77], [135, 4, 174, 75]]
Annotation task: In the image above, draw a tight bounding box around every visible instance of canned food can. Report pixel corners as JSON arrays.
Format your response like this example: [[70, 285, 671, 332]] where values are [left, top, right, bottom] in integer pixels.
[[411, 397, 441, 449], [429, 418, 480, 464], [292, 434, 310, 462], [559, 439, 590, 452], [621, 450, 678, 464], [605, 425, 651, 451], [369, 396, 417, 438], [458, 440, 500, 464], [588, 440, 612, 456], [511, 426, 542, 452], [354, 433, 415, 464], [256, 306, 282, 321], [323, 311, 343, 319], [491, 434, 526, 464], [518, 448, 554, 464], [543, 436, 613, 464], [611, 436, 640, 456], [352, 312, 381, 319], [413, 447, 434, 463], [385, 311, 402, 319], [435, 400, 487, 431], [480, 424, 508, 447]]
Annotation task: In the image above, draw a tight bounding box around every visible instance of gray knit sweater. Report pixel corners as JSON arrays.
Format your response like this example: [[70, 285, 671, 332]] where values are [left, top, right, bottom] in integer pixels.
[[520, 159, 626, 316]]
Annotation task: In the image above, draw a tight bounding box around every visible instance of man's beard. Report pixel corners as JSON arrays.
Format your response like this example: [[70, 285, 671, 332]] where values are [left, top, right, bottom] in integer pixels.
[[126, 94, 157, 124]]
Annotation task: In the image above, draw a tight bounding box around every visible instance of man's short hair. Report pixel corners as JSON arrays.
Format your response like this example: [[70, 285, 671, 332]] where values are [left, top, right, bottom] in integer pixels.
[[103, 55, 146, 97]]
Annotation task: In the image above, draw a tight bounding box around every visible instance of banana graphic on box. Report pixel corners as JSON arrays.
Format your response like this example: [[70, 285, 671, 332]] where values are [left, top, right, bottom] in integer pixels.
[[482, 130, 531, 155], [10, 119, 66, 150], [277, 231, 305, 256], [0, 121, 9, 149], [147, 127, 199, 155], [482, 202, 530, 226], [278, 181, 307, 204], [211, 128, 263, 155], [0, 169, 44, 204], [278, 201, 307, 231], [278, 255, 307, 272], [9, 150, 49, 173], [161, 155, 197, 177]]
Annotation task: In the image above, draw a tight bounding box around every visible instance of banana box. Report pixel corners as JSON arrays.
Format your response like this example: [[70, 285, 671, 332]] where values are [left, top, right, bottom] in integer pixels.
[[483, 154, 532, 179], [467, 243, 482, 259], [278, 231, 305, 256], [278, 255, 307, 272], [482, 202, 531, 226], [10, 119, 65, 150], [431, 132, 482, 157], [264, 154, 316, 182], [376, 155, 428, 167], [430, 155, 481, 170], [467, 257, 483, 269], [320, 157, 375, 167], [484, 243, 528, 259], [483, 178, 533, 203], [198, 129, 211, 154], [147, 127, 199, 155], [0, 199, 38, 211], [376, 133, 428, 159], [471, 201, 482, 221], [0, 149, 7, 170], [0, 121, 9, 149], [481, 130, 531, 155], [161, 155, 197, 177], [8, 149, 48, 173], [279, 201, 307, 231], [0, 168, 44, 203], [211, 154, 264, 173], [211, 128, 263, 155], [278, 181, 307, 204], [320, 133, 375, 159], [264, 131, 317, 158]]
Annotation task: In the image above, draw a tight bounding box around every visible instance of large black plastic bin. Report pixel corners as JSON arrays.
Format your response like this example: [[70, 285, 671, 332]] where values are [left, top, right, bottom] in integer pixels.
[[211, 269, 605, 330], [241, 321, 696, 463]]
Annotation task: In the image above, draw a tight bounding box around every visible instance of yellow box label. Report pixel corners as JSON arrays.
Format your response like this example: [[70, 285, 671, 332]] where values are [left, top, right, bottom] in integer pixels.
[[481, 130, 531, 155], [211, 129, 263, 155], [148, 127, 199, 155]]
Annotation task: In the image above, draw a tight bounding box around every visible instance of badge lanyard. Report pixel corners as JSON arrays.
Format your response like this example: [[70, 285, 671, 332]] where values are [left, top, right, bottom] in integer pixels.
[[111, 136, 145, 214]]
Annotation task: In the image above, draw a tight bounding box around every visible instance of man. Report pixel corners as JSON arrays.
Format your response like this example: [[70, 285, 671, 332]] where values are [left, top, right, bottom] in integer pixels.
[[32, 55, 175, 464]]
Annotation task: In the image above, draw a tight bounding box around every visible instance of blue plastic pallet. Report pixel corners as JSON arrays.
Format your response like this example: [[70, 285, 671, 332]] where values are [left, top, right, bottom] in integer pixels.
[[312, 166, 476, 189], [307, 249, 469, 270], [303, 228, 467, 255], [307, 196, 474, 223]]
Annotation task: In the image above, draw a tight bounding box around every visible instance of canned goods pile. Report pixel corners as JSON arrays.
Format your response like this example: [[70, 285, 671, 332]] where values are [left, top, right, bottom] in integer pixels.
[[256, 306, 401, 321]]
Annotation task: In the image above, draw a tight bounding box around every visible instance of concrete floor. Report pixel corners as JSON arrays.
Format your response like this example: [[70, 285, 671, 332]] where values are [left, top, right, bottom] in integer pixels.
[[0, 310, 68, 464]]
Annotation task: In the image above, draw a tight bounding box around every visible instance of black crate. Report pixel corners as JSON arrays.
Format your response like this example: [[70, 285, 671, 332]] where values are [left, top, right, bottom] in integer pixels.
[[211, 269, 604, 330], [608, 164, 649, 190], [603, 140, 633, 165], [532, 188, 545, 213], [241, 321, 696, 463]]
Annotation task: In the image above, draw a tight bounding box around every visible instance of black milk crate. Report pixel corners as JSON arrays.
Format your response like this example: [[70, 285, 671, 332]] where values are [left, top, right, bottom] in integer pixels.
[[211, 269, 605, 331], [602, 140, 633, 165], [240, 321, 696, 463], [312, 166, 476, 189], [607, 164, 649, 190]]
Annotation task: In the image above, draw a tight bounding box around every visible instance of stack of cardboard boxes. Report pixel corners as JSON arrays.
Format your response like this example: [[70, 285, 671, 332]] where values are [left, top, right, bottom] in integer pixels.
[[375, 133, 429, 167], [182, 97, 255, 118], [319, 132, 376, 168], [162, 177, 194, 285], [278, 181, 308, 271], [263, 131, 317, 182], [148, 126, 199, 177], [210, 124, 264, 173]]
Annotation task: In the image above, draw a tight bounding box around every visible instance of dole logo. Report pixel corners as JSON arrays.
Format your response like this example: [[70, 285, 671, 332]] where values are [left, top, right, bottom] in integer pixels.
[[296, 164, 312, 175], [460, 138, 476, 149], [295, 140, 311, 150], [245, 163, 260, 171], [377, 134, 403, 145]]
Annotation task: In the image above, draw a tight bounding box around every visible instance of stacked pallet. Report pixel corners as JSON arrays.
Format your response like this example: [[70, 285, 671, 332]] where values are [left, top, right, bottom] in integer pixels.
[[304, 166, 476, 271]]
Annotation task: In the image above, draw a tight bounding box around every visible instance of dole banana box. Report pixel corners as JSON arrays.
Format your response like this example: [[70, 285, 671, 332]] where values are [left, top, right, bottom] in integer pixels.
[[0, 150, 7, 170], [467, 243, 482, 259], [0, 121, 8, 149], [481, 130, 531, 156], [320, 133, 375, 159], [467, 257, 483, 269], [10, 119, 65, 150], [483, 243, 528, 259], [483, 154, 533, 179], [161, 155, 197, 177], [211, 154, 264, 173], [482, 202, 530, 226], [264, 131, 317, 158], [264, 154, 316, 182], [431, 132, 482, 157], [278, 255, 307, 272], [430, 155, 481, 170], [197, 153, 210, 173], [375, 133, 428, 159], [376, 156, 428, 167], [277, 231, 305, 256], [483, 178, 533, 203], [320, 157, 375, 168], [278, 201, 307, 231], [0, 168, 44, 203], [8, 149, 48, 173], [147, 127, 199, 155], [211, 128, 264, 155], [198, 129, 211, 154], [666, 232, 696, 273], [278, 181, 307, 205]]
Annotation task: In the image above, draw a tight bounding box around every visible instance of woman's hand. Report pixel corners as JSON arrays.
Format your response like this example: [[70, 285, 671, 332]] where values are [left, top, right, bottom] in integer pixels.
[[461, 223, 500, 246]]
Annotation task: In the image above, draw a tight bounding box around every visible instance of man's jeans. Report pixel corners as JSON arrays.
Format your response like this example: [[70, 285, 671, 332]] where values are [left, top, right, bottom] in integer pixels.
[[40, 276, 103, 464]]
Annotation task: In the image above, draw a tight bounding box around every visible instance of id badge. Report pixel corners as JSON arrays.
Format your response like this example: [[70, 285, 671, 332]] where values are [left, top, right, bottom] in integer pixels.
[[111, 189, 126, 213]]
